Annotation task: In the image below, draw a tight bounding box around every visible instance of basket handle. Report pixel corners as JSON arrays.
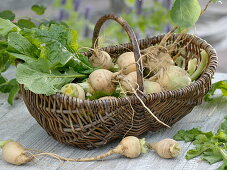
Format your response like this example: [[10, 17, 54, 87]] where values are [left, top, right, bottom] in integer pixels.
[[92, 14, 144, 92]]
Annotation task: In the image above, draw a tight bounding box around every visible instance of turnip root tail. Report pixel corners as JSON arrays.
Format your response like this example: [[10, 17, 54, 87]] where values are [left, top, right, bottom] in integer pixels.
[[34, 136, 143, 162], [148, 138, 181, 159], [35, 149, 116, 162]]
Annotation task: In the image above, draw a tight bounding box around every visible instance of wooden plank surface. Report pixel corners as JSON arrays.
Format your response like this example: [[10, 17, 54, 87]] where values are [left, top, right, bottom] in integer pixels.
[[0, 73, 227, 170]]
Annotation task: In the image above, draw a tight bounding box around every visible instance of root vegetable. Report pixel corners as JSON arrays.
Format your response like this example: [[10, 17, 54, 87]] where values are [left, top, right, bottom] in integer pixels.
[[61, 83, 85, 99], [175, 56, 185, 68], [142, 47, 174, 73], [1, 137, 181, 165], [187, 58, 198, 75], [117, 52, 136, 75], [0, 140, 33, 165], [190, 50, 208, 81], [78, 81, 95, 95], [157, 66, 191, 90], [89, 50, 113, 70], [143, 79, 162, 94], [148, 138, 181, 159], [14, 136, 144, 163], [88, 69, 116, 94], [119, 71, 137, 93]]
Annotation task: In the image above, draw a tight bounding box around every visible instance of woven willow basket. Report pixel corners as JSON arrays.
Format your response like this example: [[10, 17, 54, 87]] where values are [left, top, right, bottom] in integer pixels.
[[20, 14, 217, 149]]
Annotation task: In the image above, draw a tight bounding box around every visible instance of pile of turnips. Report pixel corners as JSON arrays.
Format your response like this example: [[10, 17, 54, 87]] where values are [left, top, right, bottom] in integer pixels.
[[0, 137, 181, 165], [61, 33, 208, 100]]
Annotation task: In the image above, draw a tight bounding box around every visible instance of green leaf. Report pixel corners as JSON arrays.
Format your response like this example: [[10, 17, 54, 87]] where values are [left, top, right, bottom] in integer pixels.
[[186, 146, 207, 159], [0, 10, 15, 21], [0, 51, 10, 72], [17, 19, 36, 29], [87, 91, 121, 100], [0, 78, 18, 93], [0, 74, 7, 84], [7, 84, 19, 105], [216, 160, 227, 170], [170, 0, 201, 28], [174, 117, 227, 168], [21, 24, 93, 73], [7, 32, 39, 58], [0, 78, 19, 105], [173, 128, 212, 142], [201, 149, 223, 164], [16, 59, 85, 95], [219, 118, 227, 134], [8, 53, 36, 63], [0, 40, 8, 50], [205, 80, 227, 101], [31, 5, 46, 15], [0, 18, 20, 37]]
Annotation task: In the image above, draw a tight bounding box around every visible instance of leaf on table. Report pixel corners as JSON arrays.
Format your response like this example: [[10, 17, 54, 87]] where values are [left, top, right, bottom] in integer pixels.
[[201, 148, 223, 164], [173, 128, 213, 142], [219, 117, 227, 134], [174, 117, 227, 169], [186, 145, 208, 160], [216, 160, 227, 170], [205, 80, 227, 101], [0, 10, 15, 21], [0, 18, 20, 37], [31, 5, 46, 15], [170, 0, 201, 28], [16, 59, 86, 95]]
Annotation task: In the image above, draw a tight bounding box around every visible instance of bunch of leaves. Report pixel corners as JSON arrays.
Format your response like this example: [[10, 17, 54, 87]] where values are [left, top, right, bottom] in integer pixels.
[[205, 80, 227, 101], [0, 5, 47, 104], [0, 11, 95, 103], [173, 117, 227, 170]]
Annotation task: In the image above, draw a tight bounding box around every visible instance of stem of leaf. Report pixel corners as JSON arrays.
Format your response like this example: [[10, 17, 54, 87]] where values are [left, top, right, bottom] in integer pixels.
[[200, 0, 213, 16], [48, 75, 86, 78], [219, 148, 227, 161]]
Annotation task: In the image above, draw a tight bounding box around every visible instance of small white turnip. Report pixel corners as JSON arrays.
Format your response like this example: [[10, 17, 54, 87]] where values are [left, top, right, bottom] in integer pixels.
[[88, 69, 116, 94], [61, 83, 85, 99], [148, 138, 181, 159], [1, 140, 33, 165], [143, 79, 162, 94], [157, 66, 191, 90], [118, 71, 138, 93], [117, 52, 136, 75], [90, 50, 113, 70]]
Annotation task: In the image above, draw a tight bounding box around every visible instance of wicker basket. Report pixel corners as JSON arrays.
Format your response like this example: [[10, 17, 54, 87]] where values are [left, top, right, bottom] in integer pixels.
[[20, 14, 217, 149]]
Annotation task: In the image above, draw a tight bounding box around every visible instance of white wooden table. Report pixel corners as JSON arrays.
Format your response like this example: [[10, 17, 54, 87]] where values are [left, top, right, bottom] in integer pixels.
[[0, 73, 226, 170]]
